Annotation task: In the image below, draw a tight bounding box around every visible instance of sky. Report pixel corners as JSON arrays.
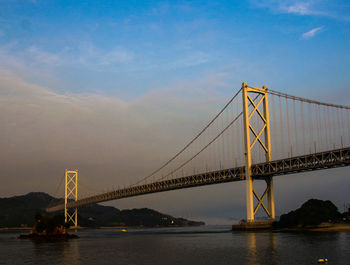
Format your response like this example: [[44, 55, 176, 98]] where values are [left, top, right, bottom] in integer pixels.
[[1, 0, 350, 224]]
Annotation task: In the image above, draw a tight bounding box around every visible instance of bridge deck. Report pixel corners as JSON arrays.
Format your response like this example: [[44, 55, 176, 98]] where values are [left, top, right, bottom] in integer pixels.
[[47, 147, 350, 212]]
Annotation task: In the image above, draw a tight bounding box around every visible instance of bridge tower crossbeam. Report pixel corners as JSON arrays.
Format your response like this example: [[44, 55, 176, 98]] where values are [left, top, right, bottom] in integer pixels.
[[242, 82, 275, 222]]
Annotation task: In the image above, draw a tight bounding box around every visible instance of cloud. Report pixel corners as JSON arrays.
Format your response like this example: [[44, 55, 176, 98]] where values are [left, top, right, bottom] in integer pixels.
[[101, 47, 134, 64], [252, 0, 349, 20], [169, 51, 210, 68], [0, 42, 134, 71], [284, 2, 315, 15], [301, 26, 323, 39], [27, 46, 62, 65], [252, 0, 321, 15], [76, 44, 134, 66]]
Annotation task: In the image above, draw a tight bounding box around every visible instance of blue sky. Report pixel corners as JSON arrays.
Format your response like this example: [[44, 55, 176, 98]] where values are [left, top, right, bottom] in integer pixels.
[[1, 0, 350, 223], [1, 0, 349, 100]]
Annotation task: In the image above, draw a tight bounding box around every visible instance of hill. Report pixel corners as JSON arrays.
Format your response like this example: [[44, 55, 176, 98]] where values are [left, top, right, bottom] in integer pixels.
[[0, 192, 204, 228], [276, 199, 341, 228]]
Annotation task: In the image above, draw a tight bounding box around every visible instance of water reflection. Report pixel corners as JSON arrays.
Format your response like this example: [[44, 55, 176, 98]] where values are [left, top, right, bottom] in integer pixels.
[[247, 232, 277, 265], [29, 238, 80, 265]]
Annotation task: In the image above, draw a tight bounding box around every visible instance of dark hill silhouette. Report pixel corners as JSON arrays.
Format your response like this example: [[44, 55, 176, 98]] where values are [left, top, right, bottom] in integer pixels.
[[0, 192, 204, 228], [276, 199, 341, 228]]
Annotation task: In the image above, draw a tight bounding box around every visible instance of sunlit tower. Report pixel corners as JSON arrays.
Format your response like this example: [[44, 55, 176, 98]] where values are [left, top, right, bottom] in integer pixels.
[[64, 169, 78, 227], [242, 82, 275, 222]]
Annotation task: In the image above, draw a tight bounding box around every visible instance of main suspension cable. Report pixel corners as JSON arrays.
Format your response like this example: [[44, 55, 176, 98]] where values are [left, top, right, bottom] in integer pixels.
[[267, 89, 350, 110], [131, 88, 242, 186]]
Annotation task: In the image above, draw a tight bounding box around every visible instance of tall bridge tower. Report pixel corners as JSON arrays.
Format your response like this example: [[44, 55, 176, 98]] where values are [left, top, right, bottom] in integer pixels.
[[64, 169, 78, 227], [242, 82, 275, 222]]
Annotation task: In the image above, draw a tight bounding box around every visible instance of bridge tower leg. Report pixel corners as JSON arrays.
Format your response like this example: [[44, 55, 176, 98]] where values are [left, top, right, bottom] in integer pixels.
[[242, 82, 275, 222], [64, 169, 78, 228]]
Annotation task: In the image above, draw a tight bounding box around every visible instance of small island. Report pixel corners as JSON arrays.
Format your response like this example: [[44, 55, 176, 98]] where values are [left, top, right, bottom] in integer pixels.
[[19, 214, 78, 240], [273, 199, 350, 231]]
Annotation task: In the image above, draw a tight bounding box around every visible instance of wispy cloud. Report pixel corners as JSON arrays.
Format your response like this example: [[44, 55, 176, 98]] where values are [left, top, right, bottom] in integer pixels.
[[77, 44, 134, 66], [252, 0, 321, 15], [283, 2, 315, 15], [252, 0, 350, 20], [27, 46, 62, 65], [169, 51, 210, 68], [301, 26, 323, 39], [0, 41, 135, 72]]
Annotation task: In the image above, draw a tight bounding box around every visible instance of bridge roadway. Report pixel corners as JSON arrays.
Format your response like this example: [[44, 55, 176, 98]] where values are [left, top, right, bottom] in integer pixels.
[[47, 147, 350, 212]]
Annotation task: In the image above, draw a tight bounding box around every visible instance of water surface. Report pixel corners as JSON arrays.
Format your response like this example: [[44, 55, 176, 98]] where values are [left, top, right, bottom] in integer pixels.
[[1, 226, 349, 265]]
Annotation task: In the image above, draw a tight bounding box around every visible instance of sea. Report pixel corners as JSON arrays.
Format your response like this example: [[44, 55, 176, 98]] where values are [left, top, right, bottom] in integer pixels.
[[1, 226, 349, 265]]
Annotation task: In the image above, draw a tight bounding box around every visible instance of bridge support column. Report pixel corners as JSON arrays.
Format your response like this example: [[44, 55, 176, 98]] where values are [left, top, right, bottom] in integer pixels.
[[242, 82, 275, 222], [65, 169, 78, 228], [245, 172, 254, 221], [267, 177, 275, 220]]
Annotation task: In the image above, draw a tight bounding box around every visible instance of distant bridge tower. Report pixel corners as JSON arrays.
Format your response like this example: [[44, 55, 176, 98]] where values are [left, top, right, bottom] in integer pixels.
[[65, 169, 78, 227], [242, 83, 275, 222]]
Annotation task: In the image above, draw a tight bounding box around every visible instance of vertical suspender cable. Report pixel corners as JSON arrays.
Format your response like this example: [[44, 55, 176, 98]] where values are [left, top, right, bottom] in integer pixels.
[[215, 118, 219, 170], [238, 99, 242, 166], [197, 127, 200, 173], [220, 113, 225, 169], [323, 106, 329, 151], [293, 99, 298, 156], [336, 108, 341, 148], [341, 108, 345, 148], [236, 99, 239, 166], [224, 107, 227, 168], [271, 95, 277, 160], [254, 101, 257, 163], [226, 105, 229, 168], [190, 135, 193, 175], [231, 103, 235, 167], [308, 103, 314, 153], [285, 97, 291, 156], [211, 121, 214, 170], [198, 126, 201, 173], [227, 105, 231, 167], [346, 110, 350, 146], [192, 131, 195, 174], [300, 101, 306, 155], [314, 105, 318, 151], [255, 98, 260, 163], [206, 120, 209, 172], [217, 117, 221, 169], [331, 107, 336, 148], [327, 106, 332, 149], [316, 104, 322, 152], [199, 129, 202, 173], [279, 96, 285, 157], [210, 119, 213, 171]]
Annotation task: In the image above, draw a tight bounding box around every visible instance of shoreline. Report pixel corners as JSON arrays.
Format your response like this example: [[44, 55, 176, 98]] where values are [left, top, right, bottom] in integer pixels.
[[3, 224, 350, 232], [278, 224, 350, 232], [0, 227, 31, 231], [0, 224, 205, 231], [231, 223, 350, 232]]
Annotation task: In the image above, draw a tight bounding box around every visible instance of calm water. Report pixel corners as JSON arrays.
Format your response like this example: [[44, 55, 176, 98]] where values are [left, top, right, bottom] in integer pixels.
[[1, 226, 350, 265]]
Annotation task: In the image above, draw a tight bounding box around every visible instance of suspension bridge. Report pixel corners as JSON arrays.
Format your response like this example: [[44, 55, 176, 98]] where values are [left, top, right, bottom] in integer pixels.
[[46, 83, 350, 227]]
